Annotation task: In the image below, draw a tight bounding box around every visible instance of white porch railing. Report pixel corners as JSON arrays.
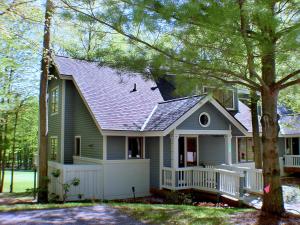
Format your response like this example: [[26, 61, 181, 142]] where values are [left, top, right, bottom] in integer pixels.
[[284, 155, 300, 168], [216, 164, 263, 194], [162, 167, 244, 199]]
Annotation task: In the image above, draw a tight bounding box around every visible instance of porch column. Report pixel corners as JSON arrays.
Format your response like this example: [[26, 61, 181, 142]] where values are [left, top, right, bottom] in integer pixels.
[[225, 134, 232, 165], [159, 136, 163, 189], [171, 133, 179, 189], [171, 133, 179, 169]]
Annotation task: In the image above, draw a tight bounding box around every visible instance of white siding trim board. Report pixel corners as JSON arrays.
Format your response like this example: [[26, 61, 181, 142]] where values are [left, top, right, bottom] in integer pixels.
[[61, 80, 65, 163]]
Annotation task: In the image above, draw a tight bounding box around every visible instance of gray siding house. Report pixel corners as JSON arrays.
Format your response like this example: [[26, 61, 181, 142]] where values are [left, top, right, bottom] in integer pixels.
[[47, 56, 300, 200]]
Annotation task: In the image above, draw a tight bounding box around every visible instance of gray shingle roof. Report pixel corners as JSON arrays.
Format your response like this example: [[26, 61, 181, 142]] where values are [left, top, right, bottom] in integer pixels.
[[143, 96, 204, 131], [235, 101, 300, 135], [54, 56, 164, 131]]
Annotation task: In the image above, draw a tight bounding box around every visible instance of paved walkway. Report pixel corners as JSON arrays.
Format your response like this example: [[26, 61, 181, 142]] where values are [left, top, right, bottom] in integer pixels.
[[243, 185, 300, 215], [0, 205, 144, 225]]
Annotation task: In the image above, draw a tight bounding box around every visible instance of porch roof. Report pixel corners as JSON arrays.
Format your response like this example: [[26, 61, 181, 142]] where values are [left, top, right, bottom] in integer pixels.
[[142, 95, 204, 131]]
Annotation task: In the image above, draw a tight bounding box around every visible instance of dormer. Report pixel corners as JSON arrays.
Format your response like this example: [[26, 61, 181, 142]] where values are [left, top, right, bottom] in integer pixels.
[[202, 86, 238, 112]]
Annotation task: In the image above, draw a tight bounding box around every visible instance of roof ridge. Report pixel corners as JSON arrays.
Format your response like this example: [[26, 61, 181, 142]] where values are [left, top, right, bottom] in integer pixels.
[[158, 94, 205, 104], [54, 54, 100, 63]]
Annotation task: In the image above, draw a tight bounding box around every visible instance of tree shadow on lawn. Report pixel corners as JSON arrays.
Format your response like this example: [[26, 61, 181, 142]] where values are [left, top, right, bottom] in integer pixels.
[[229, 211, 300, 225], [113, 204, 246, 225]]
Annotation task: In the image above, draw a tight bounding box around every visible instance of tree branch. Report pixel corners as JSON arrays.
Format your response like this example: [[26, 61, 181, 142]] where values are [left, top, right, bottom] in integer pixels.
[[275, 69, 300, 87], [279, 78, 300, 90]]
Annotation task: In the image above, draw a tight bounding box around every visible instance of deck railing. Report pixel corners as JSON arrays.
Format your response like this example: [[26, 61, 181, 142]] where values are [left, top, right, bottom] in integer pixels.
[[284, 155, 300, 168], [162, 167, 244, 199], [216, 164, 263, 194]]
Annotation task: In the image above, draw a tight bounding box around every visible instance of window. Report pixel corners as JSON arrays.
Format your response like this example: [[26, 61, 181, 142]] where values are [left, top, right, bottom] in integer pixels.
[[203, 87, 235, 109], [238, 138, 254, 162], [128, 137, 143, 159], [50, 137, 58, 160], [51, 87, 59, 114], [285, 138, 299, 155], [74, 136, 81, 156], [199, 112, 210, 127]]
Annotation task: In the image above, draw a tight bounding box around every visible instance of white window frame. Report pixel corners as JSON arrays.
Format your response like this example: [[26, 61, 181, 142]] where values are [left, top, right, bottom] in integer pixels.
[[126, 136, 145, 159], [203, 86, 235, 110], [74, 136, 81, 157], [50, 86, 59, 115], [50, 136, 58, 160], [199, 112, 211, 128]]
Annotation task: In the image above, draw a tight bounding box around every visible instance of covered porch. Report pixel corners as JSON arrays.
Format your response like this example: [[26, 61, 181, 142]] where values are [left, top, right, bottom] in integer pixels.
[[159, 129, 263, 199]]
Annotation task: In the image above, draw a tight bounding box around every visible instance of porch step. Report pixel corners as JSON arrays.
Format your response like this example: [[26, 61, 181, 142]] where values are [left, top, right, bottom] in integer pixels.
[[220, 194, 240, 207]]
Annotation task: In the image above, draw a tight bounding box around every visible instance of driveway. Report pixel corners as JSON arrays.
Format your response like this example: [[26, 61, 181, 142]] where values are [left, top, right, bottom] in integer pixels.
[[0, 205, 143, 225]]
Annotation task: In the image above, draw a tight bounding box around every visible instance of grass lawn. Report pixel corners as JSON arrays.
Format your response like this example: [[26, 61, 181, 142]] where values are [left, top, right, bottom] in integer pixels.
[[3, 170, 35, 193], [109, 203, 253, 225]]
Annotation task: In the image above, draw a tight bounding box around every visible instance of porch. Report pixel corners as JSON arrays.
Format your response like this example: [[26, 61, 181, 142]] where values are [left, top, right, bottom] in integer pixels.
[[161, 166, 263, 200], [284, 155, 300, 173]]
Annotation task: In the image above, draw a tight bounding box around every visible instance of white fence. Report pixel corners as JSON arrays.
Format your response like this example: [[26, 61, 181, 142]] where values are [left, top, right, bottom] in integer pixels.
[[48, 161, 103, 201], [284, 155, 300, 168], [162, 167, 243, 199]]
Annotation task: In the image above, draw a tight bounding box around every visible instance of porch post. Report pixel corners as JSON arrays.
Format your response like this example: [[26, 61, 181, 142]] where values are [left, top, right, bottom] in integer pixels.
[[159, 136, 163, 189], [173, 133, 179, 169], [225, 134, 232, 165], [171, 132, 179, 189]]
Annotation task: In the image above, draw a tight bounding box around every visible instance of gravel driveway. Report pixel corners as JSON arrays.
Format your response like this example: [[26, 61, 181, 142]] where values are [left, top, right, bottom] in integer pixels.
[[0, 205, 144, 225]]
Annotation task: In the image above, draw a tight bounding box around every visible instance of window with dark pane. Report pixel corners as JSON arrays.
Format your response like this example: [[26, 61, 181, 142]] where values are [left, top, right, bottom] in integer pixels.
[[50, 137, 58, 160], [128, 137, 143, 159]]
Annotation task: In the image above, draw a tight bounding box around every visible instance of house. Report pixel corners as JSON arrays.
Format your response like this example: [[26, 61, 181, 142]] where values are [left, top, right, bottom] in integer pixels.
[[46, 55, 300, 201]]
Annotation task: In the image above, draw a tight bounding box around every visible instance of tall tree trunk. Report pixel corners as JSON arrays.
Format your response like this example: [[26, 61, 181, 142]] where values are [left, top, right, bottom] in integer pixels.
[[38, 0, 54, 203], [260, 39, 284, 214], [10, 110, 19, 193], [251, 92, 262, 169], [238, 0, 262, 169]]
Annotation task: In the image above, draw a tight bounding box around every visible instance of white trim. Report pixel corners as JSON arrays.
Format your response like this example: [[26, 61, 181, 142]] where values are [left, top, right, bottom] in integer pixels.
[[225, 133, 232, 165], [74, 136, 81, 157], [103, 135, 107, 160], [175, 129, 231, 135], [235, 137, 239, 164], [102, 130, 164, 137], [159, 136, 163, 189], [60, 80, 65, 163], [141, 105, 158, 131], [199, 112, 211, 127]]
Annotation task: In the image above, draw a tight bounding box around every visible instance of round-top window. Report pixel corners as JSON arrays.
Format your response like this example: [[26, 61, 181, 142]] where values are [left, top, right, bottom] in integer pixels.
[[199, 112, 210, 127]]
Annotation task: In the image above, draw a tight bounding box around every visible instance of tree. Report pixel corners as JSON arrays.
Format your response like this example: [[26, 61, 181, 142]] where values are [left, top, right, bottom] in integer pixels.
[[60, 0, 300, 215], [38, 0, 54, 203]]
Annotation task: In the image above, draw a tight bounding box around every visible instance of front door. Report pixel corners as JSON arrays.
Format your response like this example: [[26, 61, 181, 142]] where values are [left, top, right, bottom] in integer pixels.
[[178, 137, 185, 168], [186, 137, 197, 167], [292, 138, 299, 155]]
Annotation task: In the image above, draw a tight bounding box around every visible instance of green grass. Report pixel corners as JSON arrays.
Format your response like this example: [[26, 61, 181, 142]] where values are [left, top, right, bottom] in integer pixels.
[[0, 202, 98, 212], [3, 170, 35, 193], [109, 203, 253, 225]]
